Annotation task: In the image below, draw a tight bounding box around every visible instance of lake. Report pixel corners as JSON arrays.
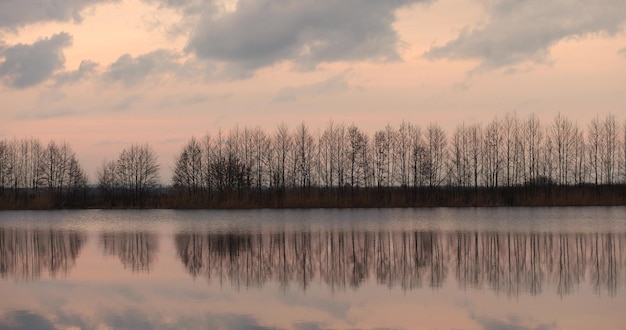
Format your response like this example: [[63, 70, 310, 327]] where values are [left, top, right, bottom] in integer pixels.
[[1, 208, 625, 329]]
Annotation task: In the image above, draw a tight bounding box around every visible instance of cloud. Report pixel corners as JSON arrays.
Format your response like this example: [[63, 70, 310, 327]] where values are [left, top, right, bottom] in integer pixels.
[[470, 313, 558, 330], [187, 0, 429, 77], [38, 89, 67, 103], [0, 0, 118, 29], [0, 310, 55, 330], [101, 309, 279, 330], [154, 93, 218, 109], [424, 0, 626, 71], [619, 47, 626, 57], [1, 308, 281, 330], [55, 60, 99, 85], [0, 32, 72, 88], [110, 95, 142, 112], [95, 140, 130, 147], [103, 49, 183, 86], [142, 0, 213, 14], [15, 108, 76, 121], [272, 73, 351, 103], [293, 322, 324, 330]]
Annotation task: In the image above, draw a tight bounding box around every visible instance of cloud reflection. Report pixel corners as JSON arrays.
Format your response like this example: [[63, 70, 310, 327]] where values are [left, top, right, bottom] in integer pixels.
[[0, 309, 281, 330]]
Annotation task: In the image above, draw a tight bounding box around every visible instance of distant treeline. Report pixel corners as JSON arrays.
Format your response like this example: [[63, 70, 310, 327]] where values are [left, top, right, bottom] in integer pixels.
[[1, 112, 626, 208]]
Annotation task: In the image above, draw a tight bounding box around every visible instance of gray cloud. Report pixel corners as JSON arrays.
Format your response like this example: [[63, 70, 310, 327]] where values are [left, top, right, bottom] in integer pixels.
[[95, 140, 130, 147], [469, 311, 558, 330], [2, 308, 282, 330], [16, 108, 76, 121], [55, 60, 99, 85], [103, 49, 182, 86], [0, 32, 72, 88], [272, 73, 351, 103], [140, 0, 218, 39], [110, 95, 142, 112], [38, 89, 67, 103], [154, 93, 218, 109], [101, 309, 279, 330], [0, 310, 55, 330], [619, 47, 626, 57], [0, 0, 118, 29], [187, 0, 429, 77], [425, 0, 626, 71], [142, 0, 213, 14]]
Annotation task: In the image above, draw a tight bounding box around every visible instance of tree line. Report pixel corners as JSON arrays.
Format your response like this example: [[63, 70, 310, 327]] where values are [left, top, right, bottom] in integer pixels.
[[167, 112, 626, 207], [0, 139, 87, 207], [1, 112, 626, 208]]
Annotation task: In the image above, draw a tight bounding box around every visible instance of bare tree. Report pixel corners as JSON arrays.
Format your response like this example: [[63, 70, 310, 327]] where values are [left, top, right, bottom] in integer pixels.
[[0, 140, 7, 195], [346, 125, 367, 188], [97, 159, 118, 205], [293, 123, 315, 188], [467, 124, 482, 189], [319, 121, 345, 188], [588, 115, 603, 185], [408, 124, 425, 188], [541, 129, 555, 184], [571, 126, 587, 185], [602, 114, 618, 184], [273, 123, 292, 189], [483, 117, 502, 188], [334, 123, 347, 188], [425, 124, 447, 188], [250, 127, 270, 190], [39, 141, 86, 200], [116, 143, 160, 205], [550, 113, 574, 185], [384, 124, 397, 186], [622, 120, 626, 183], [503, 112, 521, 186], [373, 130, 389, 188], [450, 123, 470, 187], [172, 137, 203, 195], [200, 134, 214, 193], [523, 114, 542, 185], [396, 121, 411, 187]]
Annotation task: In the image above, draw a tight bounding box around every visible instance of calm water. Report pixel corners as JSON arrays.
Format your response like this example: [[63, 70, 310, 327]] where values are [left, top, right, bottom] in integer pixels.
[[1, 208, 626, 330]]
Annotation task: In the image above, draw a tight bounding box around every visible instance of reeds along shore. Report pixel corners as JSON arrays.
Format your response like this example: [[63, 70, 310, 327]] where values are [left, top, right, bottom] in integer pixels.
[[161, 185, 626, 208], [1, 185, 626, 209]]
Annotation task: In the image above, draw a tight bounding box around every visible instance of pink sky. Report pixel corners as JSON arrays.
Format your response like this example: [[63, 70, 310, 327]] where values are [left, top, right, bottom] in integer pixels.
[[1, 0, 625, 183]]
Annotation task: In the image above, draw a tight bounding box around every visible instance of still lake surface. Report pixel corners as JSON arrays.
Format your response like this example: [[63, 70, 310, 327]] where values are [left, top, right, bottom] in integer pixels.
[[1, 208, 625, 330]]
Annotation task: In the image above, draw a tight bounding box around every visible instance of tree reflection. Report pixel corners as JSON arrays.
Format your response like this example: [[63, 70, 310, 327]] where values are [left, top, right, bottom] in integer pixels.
[[0, 228, 86, 280], [101, 232, 158, 273], [175, 230, 626, 296], [175, 230, 449, 291]]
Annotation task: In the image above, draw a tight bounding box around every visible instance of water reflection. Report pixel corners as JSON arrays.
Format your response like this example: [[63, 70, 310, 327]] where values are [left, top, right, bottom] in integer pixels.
[[175, 231, 626, 296], [101, 232, 158, 273], [0, 228, 86, 280], [453, 232, 626, 296]]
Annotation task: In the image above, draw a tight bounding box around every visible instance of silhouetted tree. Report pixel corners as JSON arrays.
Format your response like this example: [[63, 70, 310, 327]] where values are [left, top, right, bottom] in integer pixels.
[[97, 159, 117, 206], [116, 143, 159, 205]]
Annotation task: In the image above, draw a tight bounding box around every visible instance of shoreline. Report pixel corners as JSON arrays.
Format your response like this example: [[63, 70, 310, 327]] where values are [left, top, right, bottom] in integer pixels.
[[2, 185, 625, 210]]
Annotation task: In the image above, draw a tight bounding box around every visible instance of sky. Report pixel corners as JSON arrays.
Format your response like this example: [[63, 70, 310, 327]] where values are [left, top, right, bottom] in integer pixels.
[[1, 0, 625, 183]]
